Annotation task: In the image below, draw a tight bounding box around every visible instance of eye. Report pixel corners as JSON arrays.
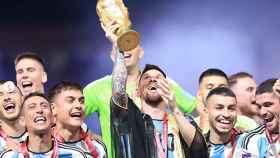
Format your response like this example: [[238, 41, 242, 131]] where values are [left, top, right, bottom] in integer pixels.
[[143, 75, 150, 80], [246, 87, 254, 92], [263, 102, 273, 108], [156, 75, 163, 79], [79, 97, 85, 104], [228, 105, 237, 111], [215, 105, 224, 110], [27, 67, 35, 72], [0, 92, 4, 97], [41, 103, 49, 109], [16, 69, 23, 74], [9, 90, 17, 95], [65, 97, 75, 104], [28, 104, 36, 109]]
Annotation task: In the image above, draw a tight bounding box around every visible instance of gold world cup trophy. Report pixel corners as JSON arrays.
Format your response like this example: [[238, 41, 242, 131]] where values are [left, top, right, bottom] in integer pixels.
[[96, 0, 140, 52]]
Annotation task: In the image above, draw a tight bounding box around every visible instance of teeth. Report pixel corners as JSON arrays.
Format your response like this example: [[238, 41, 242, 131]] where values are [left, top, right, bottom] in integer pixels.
[[71, 112, 82, 117], [147, 84, 157, 90], [264, 117, 273, 123], [3, 103, 16, 111], [148, 87, 157, 90], [219, 120, 231, 124], [22, 81, 32, 88], [34, 116, 46, 123]]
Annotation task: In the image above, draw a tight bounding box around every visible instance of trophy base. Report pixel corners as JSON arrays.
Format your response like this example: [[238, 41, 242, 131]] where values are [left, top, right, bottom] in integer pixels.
[[117, 30, 140, 52]]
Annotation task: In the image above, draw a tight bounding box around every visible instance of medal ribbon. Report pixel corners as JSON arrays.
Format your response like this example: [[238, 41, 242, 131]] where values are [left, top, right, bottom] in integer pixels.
[[227, 129, 238, 158], [265, 129, 280, 144], [53, 128, 99, 158], [154, 113, 168, 158]]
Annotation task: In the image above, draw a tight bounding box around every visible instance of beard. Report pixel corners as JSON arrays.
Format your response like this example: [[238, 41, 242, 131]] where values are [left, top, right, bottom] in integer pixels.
[[144, 93, 163, 107]]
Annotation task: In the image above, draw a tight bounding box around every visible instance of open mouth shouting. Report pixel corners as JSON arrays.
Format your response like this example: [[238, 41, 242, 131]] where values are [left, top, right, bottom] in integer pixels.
[[34, 115, 47, 124], [70, 111, 83, 120], [3, 102, 16, 113], [262, 113, 275, 129], [147, 83, 158, 92], [21, 81, 33, 92], [263, 115, 274, 124]]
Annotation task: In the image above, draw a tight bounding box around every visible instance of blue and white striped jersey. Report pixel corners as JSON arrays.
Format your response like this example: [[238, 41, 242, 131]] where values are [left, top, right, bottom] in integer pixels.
[[63, 137, 107, 158], [240, 125, 280, 158], [53, 125, 107, 158], [208, 133, 246, 158], [0, 142, 87, 158], [0, 130, 28, 153], [0, 137, 6, 153]]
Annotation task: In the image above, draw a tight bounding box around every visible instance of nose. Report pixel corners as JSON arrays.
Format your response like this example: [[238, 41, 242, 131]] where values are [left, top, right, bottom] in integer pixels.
[[74, 100, 84, 110], [3, 95, 11, 102], [251, 94, 256, 103], [222, 109, 231, 118], [74, 103, 82, 110], [20, 70, 29, 79], [149, 77, 157, 83], [35, 105, 44, 114]]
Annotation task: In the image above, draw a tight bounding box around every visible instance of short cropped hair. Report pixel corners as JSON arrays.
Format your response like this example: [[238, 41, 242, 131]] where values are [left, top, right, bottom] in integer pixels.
[[0, 80, 22, 95], [23, 92, 49, 107], [139, 64, 167, 84], [199, 68, 228, 85], [256, 78, 277, 95], [14, 52, 47, 72], [206, 87, 236, 102], [229, 72, 253, 87], [48, 80, 82, 102]]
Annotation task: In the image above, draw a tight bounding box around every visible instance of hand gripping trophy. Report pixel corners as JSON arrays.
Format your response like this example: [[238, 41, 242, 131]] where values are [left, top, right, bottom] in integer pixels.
[[97, 0, 140, 51]]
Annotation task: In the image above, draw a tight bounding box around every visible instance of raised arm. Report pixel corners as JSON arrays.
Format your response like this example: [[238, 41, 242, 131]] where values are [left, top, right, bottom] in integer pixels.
[[156, 78, 208, 157], [157, 78, 199, 145], [112, 46, 128, 109]]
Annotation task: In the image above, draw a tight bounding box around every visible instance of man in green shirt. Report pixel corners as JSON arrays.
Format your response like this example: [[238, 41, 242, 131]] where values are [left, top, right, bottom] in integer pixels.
[[84, 22, 197, 158]]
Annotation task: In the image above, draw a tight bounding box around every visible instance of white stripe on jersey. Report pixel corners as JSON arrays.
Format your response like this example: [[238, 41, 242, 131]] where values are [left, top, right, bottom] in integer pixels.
[[240, 125, 279, 157], [64, 139, 107, 158], [0, 131, 28, 153], [241, 124, 265, 149], [0, 136, 6, 153], [0, 142, 87, 158], [209, 133, 246, 158]]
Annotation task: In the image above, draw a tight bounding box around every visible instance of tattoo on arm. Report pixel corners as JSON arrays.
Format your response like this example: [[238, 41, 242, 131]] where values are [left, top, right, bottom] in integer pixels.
[[112, 48, 128, 109]]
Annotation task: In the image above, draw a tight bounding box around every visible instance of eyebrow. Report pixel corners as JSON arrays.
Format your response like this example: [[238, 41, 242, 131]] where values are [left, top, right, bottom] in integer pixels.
[[26, 103, 36, 107], [228, 104, 237, 108], [65, 96, 75, 98], [40, 101, 49, 104], [65, 96, 84, 99], [215, 104, 224, 107]]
